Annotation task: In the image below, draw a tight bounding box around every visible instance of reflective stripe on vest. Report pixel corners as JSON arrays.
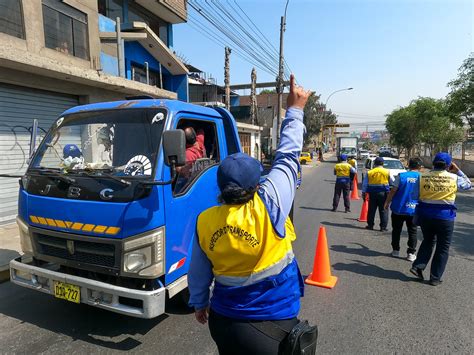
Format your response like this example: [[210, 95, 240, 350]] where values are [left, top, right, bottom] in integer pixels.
[[368, 166, 390, 188], [419, 170, 457, 204], [335, 162, 351, 178], [197, 193, 296, 286]]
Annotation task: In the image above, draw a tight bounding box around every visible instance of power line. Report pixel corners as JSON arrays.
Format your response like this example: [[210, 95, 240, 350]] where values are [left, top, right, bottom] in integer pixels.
[[189, 1, 280, 77], [227, 0, 292, 78], [187, 16, 279, 76]]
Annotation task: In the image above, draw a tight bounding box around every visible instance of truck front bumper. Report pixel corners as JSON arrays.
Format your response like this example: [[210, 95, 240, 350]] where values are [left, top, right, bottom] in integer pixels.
[[9, 258, 166, 319]]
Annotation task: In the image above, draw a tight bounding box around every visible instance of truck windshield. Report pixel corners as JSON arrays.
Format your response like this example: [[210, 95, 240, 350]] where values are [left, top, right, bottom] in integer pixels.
[[30, 108, 166, 177]]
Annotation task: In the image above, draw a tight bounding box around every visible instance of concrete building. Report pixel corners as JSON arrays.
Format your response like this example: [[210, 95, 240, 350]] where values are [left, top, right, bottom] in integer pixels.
[[233, 92, 288, 159], [0, 0, 188, 224]]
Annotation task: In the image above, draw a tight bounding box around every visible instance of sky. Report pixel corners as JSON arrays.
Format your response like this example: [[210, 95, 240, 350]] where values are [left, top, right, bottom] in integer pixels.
[[174, 0, 473, 132]]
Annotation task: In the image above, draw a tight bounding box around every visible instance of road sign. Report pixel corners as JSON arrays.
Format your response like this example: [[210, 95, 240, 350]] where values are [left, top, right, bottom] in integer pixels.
[[323, 124, 350, 128]]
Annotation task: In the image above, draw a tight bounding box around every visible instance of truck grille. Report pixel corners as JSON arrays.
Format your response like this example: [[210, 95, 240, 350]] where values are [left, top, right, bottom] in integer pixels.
[[36, 234, 116, 267]]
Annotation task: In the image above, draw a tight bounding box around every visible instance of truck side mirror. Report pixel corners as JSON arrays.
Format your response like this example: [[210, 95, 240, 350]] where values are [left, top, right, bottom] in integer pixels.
[[163, 130, 186, 167]]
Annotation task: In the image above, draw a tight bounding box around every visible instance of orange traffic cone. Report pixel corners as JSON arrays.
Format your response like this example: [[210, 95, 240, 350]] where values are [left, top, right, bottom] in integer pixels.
[[351, 174, 360, 200], [305, 226, 338, 289], [358, 195, 369, 222]]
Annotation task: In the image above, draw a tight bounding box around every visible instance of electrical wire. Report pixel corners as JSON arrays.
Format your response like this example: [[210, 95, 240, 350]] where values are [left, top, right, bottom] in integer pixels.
[[189, 1, 280, 77], [228, 0, 293, 79]]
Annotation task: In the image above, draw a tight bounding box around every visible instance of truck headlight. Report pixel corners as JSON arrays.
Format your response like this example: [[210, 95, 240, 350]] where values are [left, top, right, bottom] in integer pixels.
[[122, 227, 164, 277], [17, 216, 33, 255]]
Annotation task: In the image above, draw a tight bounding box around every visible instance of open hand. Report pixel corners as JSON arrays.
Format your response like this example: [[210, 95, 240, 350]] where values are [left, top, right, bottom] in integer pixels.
[[287, 74, 311, 110]]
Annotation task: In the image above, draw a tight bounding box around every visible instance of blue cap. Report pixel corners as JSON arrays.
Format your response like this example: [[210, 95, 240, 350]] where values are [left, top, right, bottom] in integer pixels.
[[433, 152, 452, 166], [340, 154, 348, 161], [374, 157, 384, 165], [217, 153, 262, 190], [63, 144, 82, 158]]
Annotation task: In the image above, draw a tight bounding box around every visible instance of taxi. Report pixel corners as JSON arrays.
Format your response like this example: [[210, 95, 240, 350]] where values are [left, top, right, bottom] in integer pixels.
[[300, 152, 312, 165]]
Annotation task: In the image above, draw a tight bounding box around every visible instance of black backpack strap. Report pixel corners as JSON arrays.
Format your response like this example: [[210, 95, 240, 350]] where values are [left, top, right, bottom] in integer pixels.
[[249, 321, 291, 342]]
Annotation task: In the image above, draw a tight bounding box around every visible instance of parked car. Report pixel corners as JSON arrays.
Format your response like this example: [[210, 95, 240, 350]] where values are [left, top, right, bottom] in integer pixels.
[[358, 149, 370, 160], [300, 152, 312, 165], [362, 157, 406, 184]]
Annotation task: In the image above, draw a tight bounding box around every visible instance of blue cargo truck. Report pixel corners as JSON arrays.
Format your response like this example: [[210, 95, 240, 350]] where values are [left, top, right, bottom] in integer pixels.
[[9, 98, 242, 318]]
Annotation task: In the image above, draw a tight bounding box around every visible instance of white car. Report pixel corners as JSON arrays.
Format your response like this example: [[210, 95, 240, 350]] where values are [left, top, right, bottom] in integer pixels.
[[362, 157, 406, 184], [358, 149, 370, 160]]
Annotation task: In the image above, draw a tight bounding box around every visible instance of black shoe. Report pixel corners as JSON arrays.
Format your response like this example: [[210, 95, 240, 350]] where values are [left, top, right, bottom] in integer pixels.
[[429, 279, 443, 286], [345, 209, 351, 213], [365, 226, 374, 230], [409, 267, 424, 280], [331, 208, 337, 212]]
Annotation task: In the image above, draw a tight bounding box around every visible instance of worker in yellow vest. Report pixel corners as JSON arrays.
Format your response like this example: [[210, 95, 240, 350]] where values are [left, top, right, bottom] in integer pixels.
[[348, 157, 358, 191], [188, 75, 314, 353], [362, 157, 390, 231], [332, 154, 356, 212], [410, 152, 471, 286]]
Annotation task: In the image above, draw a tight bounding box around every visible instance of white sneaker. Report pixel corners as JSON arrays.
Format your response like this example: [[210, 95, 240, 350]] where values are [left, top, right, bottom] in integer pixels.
[[407, 253, 416, 262], [391, 250, 400, 258]]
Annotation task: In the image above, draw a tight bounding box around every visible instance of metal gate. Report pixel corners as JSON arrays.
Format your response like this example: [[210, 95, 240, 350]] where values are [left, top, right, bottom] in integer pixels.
[[0, 84, 79, 224]]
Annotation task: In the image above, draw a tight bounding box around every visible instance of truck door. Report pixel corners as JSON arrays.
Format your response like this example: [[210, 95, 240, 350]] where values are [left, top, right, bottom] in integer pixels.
[[162, 116, 226, 286]]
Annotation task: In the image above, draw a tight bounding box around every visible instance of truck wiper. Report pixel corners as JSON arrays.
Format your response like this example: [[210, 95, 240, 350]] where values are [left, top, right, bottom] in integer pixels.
[[72, 169, 131, 186], [28, 168, 76, 184]]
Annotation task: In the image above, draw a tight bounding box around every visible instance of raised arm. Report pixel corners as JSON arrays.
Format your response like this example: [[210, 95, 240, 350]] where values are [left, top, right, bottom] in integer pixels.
[[258, 75, 311, 236]]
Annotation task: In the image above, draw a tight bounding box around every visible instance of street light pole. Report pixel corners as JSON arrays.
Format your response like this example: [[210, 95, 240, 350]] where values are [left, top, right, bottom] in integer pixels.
[[276, 0, 290, 147], [320, 87, 353, 157]]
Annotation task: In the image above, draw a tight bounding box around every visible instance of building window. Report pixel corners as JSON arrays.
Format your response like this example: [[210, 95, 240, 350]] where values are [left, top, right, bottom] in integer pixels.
[[0, 0, 25, 39], [97, 0, 123, 20], [132, 64, 162, 88], [42, 0, 89, 60]]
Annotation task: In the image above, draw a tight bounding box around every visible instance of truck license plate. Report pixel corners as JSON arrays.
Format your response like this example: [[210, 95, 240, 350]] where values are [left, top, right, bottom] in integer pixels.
[[54, 281, 80, 304]]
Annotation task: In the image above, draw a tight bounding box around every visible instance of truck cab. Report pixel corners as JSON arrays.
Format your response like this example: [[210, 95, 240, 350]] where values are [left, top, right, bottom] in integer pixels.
[[10, 99, 241, 318]]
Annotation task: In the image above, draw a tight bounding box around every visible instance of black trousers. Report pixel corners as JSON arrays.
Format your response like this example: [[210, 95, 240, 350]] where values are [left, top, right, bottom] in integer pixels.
[[391, 212, 417, 254], [413, 217, 455, 281], [333, 181, 350, 210], [208, 309, 298, 355], [367, 191, 388, 229]]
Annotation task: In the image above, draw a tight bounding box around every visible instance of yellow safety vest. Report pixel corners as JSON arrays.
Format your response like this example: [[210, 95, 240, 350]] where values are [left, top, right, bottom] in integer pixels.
[[334, 162, 352, 178], [368, 166, 389, 185], [197, 193, 295, 285], [420, 170, 457, 204], [348, 159, 357, 169]]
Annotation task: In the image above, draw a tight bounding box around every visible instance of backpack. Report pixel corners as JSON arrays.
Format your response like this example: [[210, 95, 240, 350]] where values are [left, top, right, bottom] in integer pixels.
[[252, 319, 318, 355]]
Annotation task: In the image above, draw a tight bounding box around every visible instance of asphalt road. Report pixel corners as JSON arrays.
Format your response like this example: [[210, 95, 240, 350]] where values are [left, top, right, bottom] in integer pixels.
[[0, 159, 472, 354]]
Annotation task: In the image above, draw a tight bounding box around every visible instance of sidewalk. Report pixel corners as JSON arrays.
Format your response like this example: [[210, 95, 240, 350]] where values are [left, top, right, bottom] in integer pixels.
[[0, 222, 21, 283]]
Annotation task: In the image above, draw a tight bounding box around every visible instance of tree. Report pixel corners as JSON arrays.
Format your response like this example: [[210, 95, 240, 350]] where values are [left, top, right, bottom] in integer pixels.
[[386, 97, 464, 159], [447, 53, 474, 131], [259, 89, 276, 94], [302, 93, 337, 145]]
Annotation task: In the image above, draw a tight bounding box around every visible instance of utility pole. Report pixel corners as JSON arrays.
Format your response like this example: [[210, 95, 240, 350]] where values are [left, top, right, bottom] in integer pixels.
[[276, 14, 286, 144], [224, 47, 231, 110], [250, 68, 257, 125]]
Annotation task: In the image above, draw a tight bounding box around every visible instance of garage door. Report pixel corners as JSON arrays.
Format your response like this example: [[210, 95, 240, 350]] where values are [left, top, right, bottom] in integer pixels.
[[0, 84, 79, 224]]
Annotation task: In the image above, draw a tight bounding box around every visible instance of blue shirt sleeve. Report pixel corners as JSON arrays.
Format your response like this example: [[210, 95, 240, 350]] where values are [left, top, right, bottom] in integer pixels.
[[350, 166, 356, 174], [258, 107, 305, 237], [362, 174, 369, 193], [457, 170, 472, 190], [188, 232, 214, 310]]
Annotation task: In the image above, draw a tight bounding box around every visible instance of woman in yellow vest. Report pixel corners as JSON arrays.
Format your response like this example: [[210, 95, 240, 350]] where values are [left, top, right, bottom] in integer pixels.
[[188, 75, 311, 354], [410, 152, 471, 286]]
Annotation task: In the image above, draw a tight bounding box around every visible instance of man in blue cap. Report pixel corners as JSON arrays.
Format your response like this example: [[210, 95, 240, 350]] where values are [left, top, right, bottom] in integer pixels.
[[362, 157, 390, 231], [332, 154, 356, 212], [410, 152, 471, 286], [187, 75, 311, 353]]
